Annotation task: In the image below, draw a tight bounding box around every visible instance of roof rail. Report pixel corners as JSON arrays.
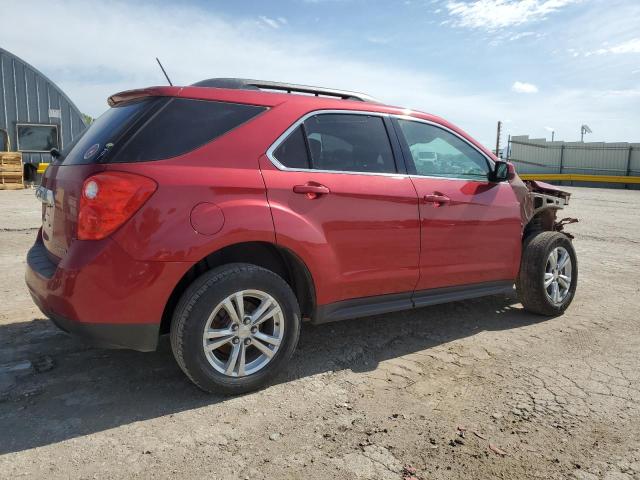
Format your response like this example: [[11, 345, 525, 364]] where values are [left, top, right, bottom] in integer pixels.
[[191, 78, 379, 103]]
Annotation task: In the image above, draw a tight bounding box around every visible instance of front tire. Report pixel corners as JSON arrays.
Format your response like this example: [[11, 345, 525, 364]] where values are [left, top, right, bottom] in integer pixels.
[[170, 263, 301, 394], [517, 231, 578, 316]]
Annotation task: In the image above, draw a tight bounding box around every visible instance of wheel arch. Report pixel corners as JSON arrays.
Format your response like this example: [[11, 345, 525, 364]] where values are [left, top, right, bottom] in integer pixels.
[[523, 208, 558, 240], [160, 241, 316, 335]]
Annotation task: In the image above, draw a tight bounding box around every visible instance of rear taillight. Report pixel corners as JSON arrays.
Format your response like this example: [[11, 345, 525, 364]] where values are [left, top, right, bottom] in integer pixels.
[[77, 172, 157, 240]]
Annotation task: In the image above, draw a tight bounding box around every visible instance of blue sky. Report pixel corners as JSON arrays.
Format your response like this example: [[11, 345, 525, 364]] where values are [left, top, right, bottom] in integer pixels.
[[2, 0, 639, 147]]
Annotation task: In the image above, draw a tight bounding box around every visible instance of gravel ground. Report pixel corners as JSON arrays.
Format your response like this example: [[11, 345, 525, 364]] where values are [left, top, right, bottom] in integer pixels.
[[0, 186, 639, 480]]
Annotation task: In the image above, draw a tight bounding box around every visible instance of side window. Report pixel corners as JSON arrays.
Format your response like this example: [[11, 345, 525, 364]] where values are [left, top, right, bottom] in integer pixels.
[[273, 126, 310, 169], [397, 119, 489, 179], [113, 98, 266, 163], [304, 114, 396, 173]]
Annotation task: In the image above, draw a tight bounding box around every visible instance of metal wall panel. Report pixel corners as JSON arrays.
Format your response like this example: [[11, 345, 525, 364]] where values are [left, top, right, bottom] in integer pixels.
[[0, 48, 86, 164], [629, 143, 640, 176], [509, 135, 639, 188], [509, 136, 562, 174]]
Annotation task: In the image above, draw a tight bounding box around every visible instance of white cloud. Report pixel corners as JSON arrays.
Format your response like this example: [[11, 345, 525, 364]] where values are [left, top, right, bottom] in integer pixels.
[[585, 37, 640, 56], [512, 81, 539, 93], [258, 16, 282, 29], [595, 88, 640, 98], [1, 0, 638, 144], [2, 0, 498, 128], [446, 0, 580, 31], [509, 31, 536, 41], [366, 36, 392, 45], [610, 38, 640, 54]]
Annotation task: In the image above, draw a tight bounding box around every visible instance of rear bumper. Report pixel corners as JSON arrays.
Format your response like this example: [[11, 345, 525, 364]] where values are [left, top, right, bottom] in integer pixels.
[[25, 232, 191, 352], [48, 313, 159, 351]]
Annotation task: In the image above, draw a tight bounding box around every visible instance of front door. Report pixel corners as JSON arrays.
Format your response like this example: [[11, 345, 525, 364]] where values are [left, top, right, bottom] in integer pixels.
[[393, 118, 522, 292], [260, 112, 421, 306]]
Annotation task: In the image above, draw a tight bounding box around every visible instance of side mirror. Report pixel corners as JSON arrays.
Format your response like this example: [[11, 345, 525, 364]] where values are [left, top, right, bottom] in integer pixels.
[[488, 160, 515, 182], [50, 148, 61, 159]]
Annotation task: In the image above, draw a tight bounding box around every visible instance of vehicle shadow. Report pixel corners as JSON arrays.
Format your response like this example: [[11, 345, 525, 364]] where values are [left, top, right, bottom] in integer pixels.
[[0, 292, 550, 455]]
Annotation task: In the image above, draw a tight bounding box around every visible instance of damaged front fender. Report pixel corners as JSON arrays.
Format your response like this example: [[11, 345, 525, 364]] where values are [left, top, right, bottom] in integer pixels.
[[509, 174, 577, 236]]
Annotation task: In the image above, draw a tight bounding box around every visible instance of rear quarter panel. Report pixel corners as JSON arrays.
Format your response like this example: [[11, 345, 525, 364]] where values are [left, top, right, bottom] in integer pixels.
[[110, 108, 283, 263]]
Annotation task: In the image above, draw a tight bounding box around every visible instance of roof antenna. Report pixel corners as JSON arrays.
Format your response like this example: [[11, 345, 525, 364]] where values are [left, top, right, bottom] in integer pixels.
[[155, 57, 173, 86]]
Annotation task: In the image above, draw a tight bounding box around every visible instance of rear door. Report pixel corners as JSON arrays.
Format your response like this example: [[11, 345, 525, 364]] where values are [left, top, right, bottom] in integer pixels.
[[260, 112, 420, 305], [393, 118, 521, 292]]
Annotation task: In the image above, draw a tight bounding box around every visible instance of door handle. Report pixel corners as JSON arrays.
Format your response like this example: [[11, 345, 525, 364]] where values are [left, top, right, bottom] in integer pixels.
[[424, 193, 451, 206], [293, 183, 330, 199]]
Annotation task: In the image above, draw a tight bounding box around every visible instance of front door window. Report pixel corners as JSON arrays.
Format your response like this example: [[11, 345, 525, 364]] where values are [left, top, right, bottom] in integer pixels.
[[396, 119, 490, 180]]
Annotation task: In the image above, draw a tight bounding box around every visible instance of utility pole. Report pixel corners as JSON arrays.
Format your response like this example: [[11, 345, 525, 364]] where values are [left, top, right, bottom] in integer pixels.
[[495, 121, 502, 158]]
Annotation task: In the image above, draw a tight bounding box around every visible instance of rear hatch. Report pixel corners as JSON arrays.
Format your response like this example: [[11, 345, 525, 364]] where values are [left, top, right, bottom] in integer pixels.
[[39, 98, 165, 260], [39, 90, 268, 261]]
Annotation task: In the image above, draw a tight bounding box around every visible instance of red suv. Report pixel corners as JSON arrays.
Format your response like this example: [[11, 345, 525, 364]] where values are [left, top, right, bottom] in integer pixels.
[[26, 78, 577, 393]]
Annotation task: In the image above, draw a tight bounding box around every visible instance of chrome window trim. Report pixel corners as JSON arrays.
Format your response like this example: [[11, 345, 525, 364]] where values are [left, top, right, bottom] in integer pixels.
[[265, 109, 497, 182]]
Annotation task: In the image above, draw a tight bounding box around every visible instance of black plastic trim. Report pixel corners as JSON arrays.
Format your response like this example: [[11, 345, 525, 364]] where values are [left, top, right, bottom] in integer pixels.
[[314, 292, 412, 324], [412, 280, 513, 308], [49, 313, 159, 352], [384, 116, 409, 175], [313, 281, 514, 324], [26, 239, 57, 279]]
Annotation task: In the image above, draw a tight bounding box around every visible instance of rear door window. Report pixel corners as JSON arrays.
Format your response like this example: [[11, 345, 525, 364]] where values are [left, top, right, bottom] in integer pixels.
[[271, 113, 397, 174], [304, 114, 396, 173]]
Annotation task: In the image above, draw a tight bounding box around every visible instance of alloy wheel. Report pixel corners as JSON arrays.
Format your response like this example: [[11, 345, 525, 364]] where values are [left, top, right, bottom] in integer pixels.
[[544, 246, 572, 305], [202, 289, 284, 377]]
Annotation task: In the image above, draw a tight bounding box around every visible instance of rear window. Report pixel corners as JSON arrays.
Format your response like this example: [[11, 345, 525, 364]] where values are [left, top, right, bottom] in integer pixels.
[[60, 99, 159, 165], [116, 98, 266, 162], [60, 98, 265, 165]]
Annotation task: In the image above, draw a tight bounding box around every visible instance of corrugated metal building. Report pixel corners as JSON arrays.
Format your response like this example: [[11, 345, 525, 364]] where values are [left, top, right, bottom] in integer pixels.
[[0, 47, 86, 165], [509, 135, 640, 189]]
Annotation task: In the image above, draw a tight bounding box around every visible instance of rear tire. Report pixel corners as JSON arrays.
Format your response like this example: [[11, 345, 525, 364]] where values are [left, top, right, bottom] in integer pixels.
[[516, 231, 578, 316], [170, 263, 301, 394]]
